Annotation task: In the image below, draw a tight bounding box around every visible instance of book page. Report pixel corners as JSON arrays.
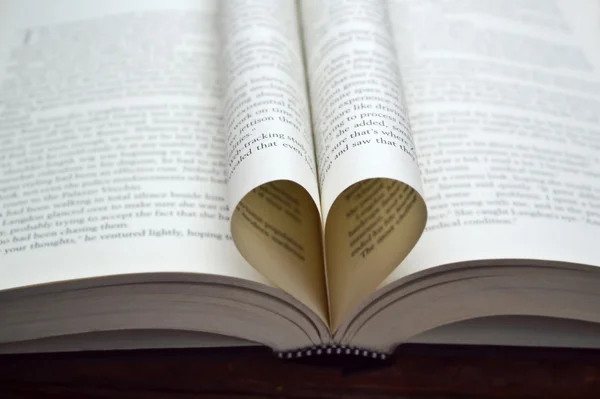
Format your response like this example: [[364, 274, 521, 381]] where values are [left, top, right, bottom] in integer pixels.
[[300, 0, 428, 329], [384, 0, 600, 283], [0, 0, 271, 290], [220, 0, 327, 321]]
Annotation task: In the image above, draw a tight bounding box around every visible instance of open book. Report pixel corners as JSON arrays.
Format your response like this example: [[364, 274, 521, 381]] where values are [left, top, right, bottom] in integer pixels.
[[2, 0, 600, 358]]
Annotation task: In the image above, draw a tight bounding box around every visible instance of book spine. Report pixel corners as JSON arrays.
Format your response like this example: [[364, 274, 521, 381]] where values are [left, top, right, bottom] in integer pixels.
[[275, 345, 389, 360]]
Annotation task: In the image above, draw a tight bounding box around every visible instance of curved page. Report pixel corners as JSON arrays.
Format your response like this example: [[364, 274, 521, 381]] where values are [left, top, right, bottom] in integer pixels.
[[221, 0, 327, 322], [300, 0, 427, 329]]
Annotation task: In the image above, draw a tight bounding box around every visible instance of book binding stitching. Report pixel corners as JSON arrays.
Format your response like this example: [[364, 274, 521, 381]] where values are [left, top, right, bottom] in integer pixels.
[[275, 345, 388, 360]]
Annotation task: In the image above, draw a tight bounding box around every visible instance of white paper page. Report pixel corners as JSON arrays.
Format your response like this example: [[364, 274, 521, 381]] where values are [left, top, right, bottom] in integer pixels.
[[299, 0, 428, 328], [219, 0, 327, 320], [0, 0, 271, 290], [300, 0, 425, 218], [221, 0, 320, 210], [385, 0, 600, 283]]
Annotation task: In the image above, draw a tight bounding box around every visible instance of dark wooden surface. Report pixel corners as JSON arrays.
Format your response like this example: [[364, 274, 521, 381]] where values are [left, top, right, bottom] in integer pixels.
[[3, 344, 600, 398]]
